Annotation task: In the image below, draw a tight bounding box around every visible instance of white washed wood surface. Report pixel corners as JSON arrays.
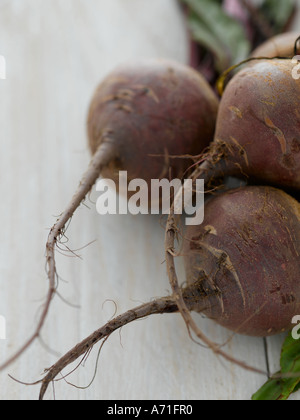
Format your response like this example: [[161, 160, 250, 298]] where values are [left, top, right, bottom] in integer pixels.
[[0, 0, 300, 401]]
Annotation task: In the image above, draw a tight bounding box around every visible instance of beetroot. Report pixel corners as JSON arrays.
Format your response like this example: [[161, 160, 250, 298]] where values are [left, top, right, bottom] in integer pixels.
[[88, 59, 219, 190], [183, 186, 300, 337], [38, 186, 300, 399], [251, 32, 300, 59], [194, 58, 300, 191], [0, 59, 219, 372]]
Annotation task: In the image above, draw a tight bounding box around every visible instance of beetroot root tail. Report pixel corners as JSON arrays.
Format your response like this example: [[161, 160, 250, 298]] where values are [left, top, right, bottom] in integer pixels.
[[0, 141, 116, 372], [39, 297, 177, 400], [164, 204, 266, 377]]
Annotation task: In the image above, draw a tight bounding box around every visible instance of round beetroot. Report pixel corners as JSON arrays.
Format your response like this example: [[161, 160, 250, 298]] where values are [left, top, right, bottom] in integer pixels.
[[39, 185, 300, 398], [251, 32, 300, 59], [87, 59, 219, 188], [195, 58, 300, 191], [2, 59, 219, 373], [183, 186, 300, 336]]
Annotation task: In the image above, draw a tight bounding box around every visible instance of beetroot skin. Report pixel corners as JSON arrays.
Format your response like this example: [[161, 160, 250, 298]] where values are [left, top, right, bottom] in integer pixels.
[[251, 32, 300, 59], [196, 59, 300, 191], [87, 59, 219, 187], [183, 186, 300, 337]]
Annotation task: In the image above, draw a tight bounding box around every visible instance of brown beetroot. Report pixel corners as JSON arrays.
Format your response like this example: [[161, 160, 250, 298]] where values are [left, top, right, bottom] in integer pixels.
[[183, 186, 300, 337], [88, 59, 219, 189], [0, 59, 219, 372], [38, 186, 300, 399], [251, 32, 300, 59], [195, 58, 300, 190]]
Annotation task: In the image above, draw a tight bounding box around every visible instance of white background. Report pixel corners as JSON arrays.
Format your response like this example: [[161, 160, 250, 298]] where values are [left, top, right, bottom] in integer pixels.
[[0, 0, 300, 400]]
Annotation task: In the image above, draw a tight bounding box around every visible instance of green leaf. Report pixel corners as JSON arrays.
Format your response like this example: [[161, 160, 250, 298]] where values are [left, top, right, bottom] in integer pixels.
[[181, 0, 251, 71], [252, 333, 300, 401], [187, 14, 230, 71], [293, 382, 300, 393], [252, 375, 287, 401], [252, 376, 300, 401], [280, 332, 300, 374]]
